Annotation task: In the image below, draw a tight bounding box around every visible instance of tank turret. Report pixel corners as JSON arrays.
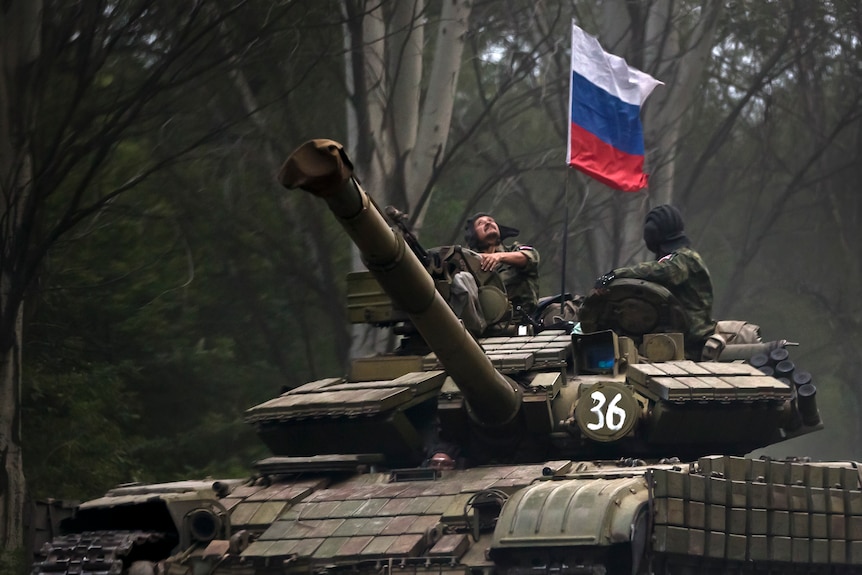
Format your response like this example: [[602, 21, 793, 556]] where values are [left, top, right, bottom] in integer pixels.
[[243, 139, 823, 468]]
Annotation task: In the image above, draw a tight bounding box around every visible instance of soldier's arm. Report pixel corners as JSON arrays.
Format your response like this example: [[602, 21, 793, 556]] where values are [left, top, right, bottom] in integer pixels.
[[479, 250, 528, 271], [613, 253, 689, 286], [479, 244, 538, 272]]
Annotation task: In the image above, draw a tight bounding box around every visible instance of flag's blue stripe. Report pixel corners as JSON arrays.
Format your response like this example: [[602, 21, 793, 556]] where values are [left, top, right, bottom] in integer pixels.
[[570, 71, 645, 156]]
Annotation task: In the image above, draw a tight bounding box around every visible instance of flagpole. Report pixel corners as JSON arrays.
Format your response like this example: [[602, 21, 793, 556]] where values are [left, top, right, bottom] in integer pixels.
[[559, 172, 570, 309]]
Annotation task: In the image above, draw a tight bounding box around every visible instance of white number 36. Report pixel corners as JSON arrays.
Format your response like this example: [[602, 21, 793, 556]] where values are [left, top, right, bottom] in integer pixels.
[[586, 390, 627, 431]]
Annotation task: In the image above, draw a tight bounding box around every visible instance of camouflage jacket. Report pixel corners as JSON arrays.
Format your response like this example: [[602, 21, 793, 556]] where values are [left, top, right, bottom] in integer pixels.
[[494, 242, 540, 315], [613, 247, 716, 347]]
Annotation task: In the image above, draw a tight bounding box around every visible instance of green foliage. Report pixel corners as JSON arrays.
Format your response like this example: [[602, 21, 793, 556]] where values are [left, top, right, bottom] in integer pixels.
[[0, 547, 28, 575], [24, 173, 349, 497], [24, 364, 137, 500], [20, 0, 355, 506]]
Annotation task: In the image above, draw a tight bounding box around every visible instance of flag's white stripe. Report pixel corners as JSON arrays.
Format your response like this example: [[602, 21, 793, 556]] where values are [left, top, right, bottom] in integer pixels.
[[570, 23, 662, 107]]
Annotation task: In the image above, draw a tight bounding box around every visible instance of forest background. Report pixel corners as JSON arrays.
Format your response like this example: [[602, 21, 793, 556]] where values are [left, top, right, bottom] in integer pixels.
[[2, 0, 861, 563]]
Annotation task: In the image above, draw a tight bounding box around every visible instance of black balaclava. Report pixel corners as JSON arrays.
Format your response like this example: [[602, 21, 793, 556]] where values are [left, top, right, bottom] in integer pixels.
[[643, 204, 690, 257], [464, 212, 520, 251]]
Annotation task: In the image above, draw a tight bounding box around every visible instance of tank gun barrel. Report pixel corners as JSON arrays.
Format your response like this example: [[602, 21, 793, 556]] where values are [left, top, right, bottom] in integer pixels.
[[279, 139, 521, 427]]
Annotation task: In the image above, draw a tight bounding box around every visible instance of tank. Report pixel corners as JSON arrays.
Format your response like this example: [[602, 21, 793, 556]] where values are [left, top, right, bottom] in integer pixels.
[[31, 139, 860, 575]]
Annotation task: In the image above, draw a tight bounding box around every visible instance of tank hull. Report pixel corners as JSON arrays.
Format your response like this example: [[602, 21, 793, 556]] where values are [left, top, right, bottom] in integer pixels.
[[33, 457, 862, 574]]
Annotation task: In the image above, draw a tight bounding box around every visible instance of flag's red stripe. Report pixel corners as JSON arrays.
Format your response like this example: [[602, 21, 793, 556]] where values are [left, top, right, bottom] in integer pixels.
[[567, 121, 648, 192]]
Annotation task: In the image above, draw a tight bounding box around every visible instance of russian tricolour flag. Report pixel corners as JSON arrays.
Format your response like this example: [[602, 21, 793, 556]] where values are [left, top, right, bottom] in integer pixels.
[[567, 22, 662, 192]]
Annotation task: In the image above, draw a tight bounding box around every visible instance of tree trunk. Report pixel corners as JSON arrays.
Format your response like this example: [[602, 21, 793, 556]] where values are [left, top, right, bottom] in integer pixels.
[[343, 0, 471, 225], [0, 306, 25, 550], [642, 0, 723, 208], [0, 0, 41, 552], [341, 0, 471, 358], [389, 0, 423, 210], [409, 0, 471, 228], [344, 0, 389, 200], [343, 0, 393, 359]]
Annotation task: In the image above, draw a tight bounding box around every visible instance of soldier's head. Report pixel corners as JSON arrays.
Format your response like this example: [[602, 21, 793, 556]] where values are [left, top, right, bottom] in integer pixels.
[[464, 212, 519, 252], [643, 204, 690, 257]]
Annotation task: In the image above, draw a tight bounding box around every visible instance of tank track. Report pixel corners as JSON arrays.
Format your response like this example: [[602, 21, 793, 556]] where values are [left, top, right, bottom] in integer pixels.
[[31, 531, 167, 575]]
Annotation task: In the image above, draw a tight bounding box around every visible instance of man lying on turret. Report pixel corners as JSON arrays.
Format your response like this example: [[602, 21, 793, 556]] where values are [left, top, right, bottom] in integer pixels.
[[463, 212, 541, 318]]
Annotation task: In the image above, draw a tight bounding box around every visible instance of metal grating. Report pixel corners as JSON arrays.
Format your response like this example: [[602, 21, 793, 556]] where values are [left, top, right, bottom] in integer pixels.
[[423, 330, 573, 373], [628, 361, 793, 402]]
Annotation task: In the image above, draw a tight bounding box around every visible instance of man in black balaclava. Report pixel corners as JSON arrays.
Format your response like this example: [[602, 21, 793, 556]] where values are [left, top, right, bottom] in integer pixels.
[[594, 204, 716, 357], [464, 212, 540, 316]]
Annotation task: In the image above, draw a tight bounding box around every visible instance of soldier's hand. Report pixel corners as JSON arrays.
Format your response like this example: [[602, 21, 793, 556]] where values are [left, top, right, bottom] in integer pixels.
[[479, 252, 505, 272], [593, 272, 615, 294]]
